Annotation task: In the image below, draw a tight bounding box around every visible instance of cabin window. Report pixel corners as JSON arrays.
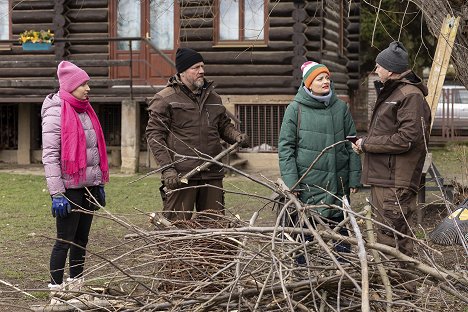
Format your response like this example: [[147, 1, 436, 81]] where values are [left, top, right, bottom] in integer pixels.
[[149, 0, 174, 50], [0, 0, 9, 40], [0, 104, 18, 149], [236, 104, 287, 152], [216, 0, 268, 44], [117, 0, 141, 50]]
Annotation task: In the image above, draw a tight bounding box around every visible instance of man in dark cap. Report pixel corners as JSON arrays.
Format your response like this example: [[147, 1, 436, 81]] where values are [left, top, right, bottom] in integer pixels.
[[353, 41, 431, 260], [146, 47, 249, 221]]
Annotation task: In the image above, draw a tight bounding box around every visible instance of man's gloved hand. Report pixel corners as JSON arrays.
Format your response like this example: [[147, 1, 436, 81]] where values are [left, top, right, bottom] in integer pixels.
[[98, 185, 106, 207], [235, 133, 250, 148], [162, 168, 181, 190], [51, 195, 71, 218]]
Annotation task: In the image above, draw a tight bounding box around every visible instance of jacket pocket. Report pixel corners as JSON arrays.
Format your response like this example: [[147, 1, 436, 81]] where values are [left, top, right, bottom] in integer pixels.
[[170, 102, 198, 128]]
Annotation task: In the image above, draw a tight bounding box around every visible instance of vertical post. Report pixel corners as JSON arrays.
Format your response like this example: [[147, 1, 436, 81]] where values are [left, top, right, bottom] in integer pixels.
[[129, 40, 133, 100], [120, 99, 140, 173], [17, 103, 31, 164], [426, 15, 460, 131]]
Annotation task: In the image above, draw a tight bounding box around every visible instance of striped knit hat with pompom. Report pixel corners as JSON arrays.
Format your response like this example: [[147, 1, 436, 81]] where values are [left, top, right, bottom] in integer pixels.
[[301, 61, 330, 89]]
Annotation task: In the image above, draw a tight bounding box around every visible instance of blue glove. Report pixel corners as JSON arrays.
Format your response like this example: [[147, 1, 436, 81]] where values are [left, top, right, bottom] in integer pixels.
[[98, 185, 106, 207], [51, 195, 71, 218]]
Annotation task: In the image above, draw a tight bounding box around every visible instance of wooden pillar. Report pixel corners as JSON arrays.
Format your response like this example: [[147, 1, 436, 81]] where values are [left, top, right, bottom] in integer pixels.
[[17, 103, 31, 164], [121, 99, 140, 174]]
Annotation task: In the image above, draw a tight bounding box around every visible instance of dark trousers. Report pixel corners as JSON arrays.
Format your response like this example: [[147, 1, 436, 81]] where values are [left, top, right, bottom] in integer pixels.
[[160, 179, 225, 221], [50, 187, 98, 285], [370, 186, 417, 256], [296, 214, 350, 265]]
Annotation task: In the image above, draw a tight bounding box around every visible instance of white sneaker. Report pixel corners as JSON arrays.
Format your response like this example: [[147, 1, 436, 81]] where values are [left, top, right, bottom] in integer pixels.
[[48, 283, 65, 304]]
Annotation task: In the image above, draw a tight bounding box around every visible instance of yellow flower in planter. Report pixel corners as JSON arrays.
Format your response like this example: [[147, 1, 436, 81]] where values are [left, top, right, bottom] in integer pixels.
[[19, 29, 54, 44]]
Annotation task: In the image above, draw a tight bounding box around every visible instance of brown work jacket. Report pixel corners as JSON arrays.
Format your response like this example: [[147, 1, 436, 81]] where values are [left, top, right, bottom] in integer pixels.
[[361, 70, 431, 192], [146, 75, 240, 180]]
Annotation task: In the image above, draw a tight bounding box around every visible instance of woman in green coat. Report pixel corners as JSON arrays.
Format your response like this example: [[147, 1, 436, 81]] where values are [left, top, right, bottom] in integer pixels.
[[278, 61, 362, 257]]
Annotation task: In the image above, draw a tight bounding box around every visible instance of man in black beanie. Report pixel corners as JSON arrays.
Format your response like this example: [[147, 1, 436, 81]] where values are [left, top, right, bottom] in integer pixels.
[[353, 41, 431, 269], [146, 47, 249, 221]]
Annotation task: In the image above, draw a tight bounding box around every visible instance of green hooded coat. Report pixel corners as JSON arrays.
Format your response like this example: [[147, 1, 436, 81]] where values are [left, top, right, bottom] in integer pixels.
[[278, 86, 362, 218]]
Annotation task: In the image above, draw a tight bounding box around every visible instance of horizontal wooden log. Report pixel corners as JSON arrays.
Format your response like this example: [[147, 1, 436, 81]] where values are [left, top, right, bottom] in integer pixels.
[[323, 61, 347, 74], [347, 60, 360, 72], [67, 54, 109, 60], [180, 40, 214, 50], [12, 24, 54, 34], [215, 87, 298, 95], [68, 9, 108, 23], [12, 11, 54, 23], [347, 22, 359, 34], [68, 0, 108, 9], [181, 17, 213, 28], [68, 23, 108, 34], [270, 17, 295, 27], [323, 28, 339, 43], [347, 41, 359, 53], [181, 28, 213, 41], [0, 78, 129, 88], [323, 38, 339, 51], [181, 6, 213, 19], [304, 42, 322, 52], [269, 2, 295, 17], [0, 59, 130, 68], [304, 26, 321, 41], [323, 18, 339, 32], [269, 26, 295, 41], [12, 0, 53, 10], [305, 2, 322, 17], [267, 41, 295, 51], [202, 51, 294, 65], [304, 51, 322, 61], [208, 75, 292, 88], [205, 64, 293, 76]]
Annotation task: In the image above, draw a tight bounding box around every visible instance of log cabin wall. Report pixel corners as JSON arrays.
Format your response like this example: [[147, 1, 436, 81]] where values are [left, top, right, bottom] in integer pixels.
[[0, 0, 361, 166], [179, 0, 358, 99]]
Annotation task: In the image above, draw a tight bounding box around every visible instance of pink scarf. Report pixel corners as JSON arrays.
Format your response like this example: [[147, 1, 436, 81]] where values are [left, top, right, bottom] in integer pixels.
[[60, 91, 109, 184]]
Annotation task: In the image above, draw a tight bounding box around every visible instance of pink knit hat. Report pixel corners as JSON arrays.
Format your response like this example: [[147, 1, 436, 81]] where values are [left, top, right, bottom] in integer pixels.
[[57, 61, 90, 92]]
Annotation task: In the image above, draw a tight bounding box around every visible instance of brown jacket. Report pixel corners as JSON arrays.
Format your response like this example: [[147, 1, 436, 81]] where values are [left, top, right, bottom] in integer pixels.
[[146, 75, 240, 180], [361, 70, 431, 192]]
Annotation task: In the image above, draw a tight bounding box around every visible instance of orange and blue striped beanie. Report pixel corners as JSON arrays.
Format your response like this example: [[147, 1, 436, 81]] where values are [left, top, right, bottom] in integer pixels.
[[301, 61, 330, 89]]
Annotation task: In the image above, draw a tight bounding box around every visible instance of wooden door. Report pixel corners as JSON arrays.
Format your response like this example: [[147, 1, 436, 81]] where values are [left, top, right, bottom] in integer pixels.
[[110, 0, 179, 86]]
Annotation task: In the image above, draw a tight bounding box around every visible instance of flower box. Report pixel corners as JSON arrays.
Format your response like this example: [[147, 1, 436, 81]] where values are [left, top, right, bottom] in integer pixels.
[[22, 42, 52, 51]]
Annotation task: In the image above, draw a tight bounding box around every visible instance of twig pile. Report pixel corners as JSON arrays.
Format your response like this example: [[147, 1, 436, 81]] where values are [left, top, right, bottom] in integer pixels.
[[29, 182, 467, 312]]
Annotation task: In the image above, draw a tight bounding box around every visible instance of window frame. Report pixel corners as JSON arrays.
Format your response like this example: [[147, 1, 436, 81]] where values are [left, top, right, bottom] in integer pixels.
[[0, 0, 11, 49], [214, 0, 269, 47]]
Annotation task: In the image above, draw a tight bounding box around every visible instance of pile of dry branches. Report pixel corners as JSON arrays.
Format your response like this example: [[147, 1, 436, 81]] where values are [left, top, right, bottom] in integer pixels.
[[26, 176, 467, 312]]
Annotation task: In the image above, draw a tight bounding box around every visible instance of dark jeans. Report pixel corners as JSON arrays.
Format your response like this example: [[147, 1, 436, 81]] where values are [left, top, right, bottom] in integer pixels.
[[296, 214, 351, 265], [50, 186, 99, 285]]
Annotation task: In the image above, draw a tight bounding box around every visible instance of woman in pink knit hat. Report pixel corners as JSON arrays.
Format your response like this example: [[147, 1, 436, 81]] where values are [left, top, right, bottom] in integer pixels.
[[41, 60, 109, 301]]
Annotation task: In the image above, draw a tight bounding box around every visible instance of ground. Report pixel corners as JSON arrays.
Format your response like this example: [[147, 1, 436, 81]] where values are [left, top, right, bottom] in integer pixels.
[[0, 144, 467, 311]]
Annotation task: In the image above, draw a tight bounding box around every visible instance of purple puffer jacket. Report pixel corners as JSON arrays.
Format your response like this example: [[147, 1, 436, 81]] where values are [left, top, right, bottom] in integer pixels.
[[41, 92, 104, 195]]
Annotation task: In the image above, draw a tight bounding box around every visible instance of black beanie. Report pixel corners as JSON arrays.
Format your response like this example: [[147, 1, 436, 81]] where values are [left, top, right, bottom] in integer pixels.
[[175, 48, 204, 73], [375, 41, 409, 73]]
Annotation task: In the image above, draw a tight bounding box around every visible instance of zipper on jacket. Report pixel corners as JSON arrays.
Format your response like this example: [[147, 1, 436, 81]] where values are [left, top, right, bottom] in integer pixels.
[[205, 109, 210, 126], [388, 155, 392, 180]]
